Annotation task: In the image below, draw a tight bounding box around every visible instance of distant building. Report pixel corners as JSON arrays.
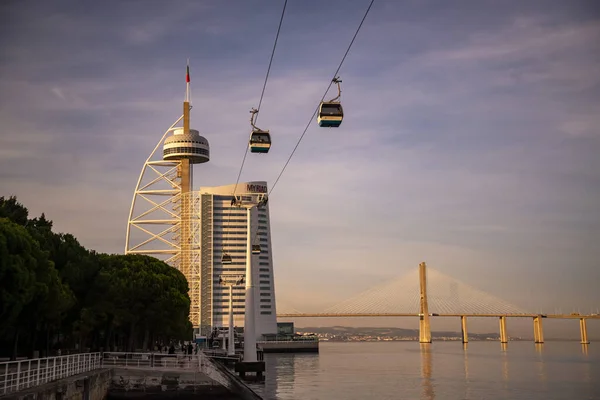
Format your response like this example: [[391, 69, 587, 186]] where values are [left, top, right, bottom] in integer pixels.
[[197, 181, 277, 338]]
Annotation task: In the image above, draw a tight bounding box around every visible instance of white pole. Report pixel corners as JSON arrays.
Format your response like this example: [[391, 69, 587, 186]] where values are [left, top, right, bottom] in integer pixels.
[[243, 206, 257, 362], [228, 284, 235, 356]]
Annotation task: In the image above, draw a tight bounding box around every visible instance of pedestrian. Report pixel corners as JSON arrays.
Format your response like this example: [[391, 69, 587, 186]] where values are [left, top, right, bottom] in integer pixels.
[[187, 343, 193, 360]]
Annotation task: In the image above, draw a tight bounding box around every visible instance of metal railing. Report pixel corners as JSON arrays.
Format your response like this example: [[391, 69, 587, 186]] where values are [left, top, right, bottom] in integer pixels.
[[0, 351, 228, 396], [1, 353, 102, 395], [101, 352, 199, 369]]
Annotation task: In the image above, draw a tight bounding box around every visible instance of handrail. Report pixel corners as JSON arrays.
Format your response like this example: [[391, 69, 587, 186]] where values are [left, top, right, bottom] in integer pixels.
[[0, 353, 102, 395]]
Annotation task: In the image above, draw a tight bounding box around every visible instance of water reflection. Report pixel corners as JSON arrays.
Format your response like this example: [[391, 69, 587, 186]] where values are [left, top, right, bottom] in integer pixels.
[[534, 343, 547, 385], [420, 344, 435, 400], [257, 353, 296, 399], [463, 343, 471, 399], [581, 343, 589, 356], [501, 347, 509, 383]]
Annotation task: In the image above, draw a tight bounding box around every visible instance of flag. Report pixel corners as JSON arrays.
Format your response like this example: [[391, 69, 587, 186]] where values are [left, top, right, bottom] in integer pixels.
[[186, 64, 190, 83]]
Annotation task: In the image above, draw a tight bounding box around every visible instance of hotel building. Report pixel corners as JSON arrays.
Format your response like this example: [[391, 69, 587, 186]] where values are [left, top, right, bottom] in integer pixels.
[[197, 181, 277, 338]]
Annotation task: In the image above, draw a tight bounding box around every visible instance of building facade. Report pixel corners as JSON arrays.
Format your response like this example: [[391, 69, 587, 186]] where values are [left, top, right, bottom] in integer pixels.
[[197, 181, 277, 338]]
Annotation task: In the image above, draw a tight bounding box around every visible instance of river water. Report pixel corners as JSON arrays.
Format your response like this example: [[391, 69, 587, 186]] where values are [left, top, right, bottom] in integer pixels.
[[248, 341, 599, 400]]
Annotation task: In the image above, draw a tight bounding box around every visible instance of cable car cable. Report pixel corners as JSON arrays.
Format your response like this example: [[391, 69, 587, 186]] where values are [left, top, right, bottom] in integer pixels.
[[231, 0, 288, 197], [268, 0, 375, 196], [247, 0, 374, 253], [222, 0, 288, 265]]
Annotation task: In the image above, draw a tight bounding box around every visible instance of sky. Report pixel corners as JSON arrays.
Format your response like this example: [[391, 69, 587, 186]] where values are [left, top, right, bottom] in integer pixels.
[[1, 0, 599, 336]]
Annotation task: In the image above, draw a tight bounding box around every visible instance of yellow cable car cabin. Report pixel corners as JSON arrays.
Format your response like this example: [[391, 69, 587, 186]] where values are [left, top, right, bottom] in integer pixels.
[[252, 245, 261, 254], [249, 130, 271, 153], [248, 107, 271, 153], [317, 102, 344, 127], [318, 76, 344, 128]]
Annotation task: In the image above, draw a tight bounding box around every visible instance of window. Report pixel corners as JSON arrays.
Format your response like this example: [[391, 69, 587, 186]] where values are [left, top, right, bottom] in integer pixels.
[[259, 262, 269, 266], [213, 299, 245, 303], [259, 274, 270, 278], [260, 305, 271, 309], [259, 280, 270, 284], [260, 293, 270, 297], [260, 286, 270, 290], [260, 311, 272, 315], [259, 256, 269, 260], [260, 299, 271, 303], [214, 311, 245, 316], [259, 268, 269, 272]]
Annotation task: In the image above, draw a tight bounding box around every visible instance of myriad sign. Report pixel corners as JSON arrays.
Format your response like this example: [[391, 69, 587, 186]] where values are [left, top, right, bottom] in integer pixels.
[[247, 183, 267, 193]]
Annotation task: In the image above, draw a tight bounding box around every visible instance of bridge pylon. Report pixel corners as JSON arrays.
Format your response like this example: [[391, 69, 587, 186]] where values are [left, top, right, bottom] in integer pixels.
[[419, 262, 432, 343]]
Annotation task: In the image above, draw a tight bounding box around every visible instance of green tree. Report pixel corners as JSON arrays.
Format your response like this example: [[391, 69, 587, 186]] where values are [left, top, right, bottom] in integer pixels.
[[0, 196, 194, 358], [0, 196, 29, 226], [0, 218, 65, 359]]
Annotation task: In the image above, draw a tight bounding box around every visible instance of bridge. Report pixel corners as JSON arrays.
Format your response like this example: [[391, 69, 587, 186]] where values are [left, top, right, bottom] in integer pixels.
[[276, 263, 598, 344]]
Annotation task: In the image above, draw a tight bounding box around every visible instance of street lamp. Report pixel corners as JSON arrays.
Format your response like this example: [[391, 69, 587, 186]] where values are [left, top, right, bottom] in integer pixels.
[[232, 193, 268, 363], [219, 274, 245, 356]]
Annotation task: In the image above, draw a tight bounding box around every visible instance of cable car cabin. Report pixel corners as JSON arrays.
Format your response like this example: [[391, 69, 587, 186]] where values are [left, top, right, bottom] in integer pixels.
[[249, 130, 271, 153], [318, 102, 344, 127], [222, 254, 232, 265], [252, 245, 261, 255]]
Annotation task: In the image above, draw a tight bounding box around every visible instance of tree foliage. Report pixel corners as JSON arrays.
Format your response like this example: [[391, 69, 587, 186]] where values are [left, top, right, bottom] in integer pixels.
[[0, 197, 192, 359]]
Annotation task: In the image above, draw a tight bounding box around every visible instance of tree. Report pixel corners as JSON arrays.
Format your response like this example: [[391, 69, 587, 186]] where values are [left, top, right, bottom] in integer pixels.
[[0, 218, 68, 359], [0, 196, 194, 358], [0, 196, 29, 226], [91, 255, 192, 351]]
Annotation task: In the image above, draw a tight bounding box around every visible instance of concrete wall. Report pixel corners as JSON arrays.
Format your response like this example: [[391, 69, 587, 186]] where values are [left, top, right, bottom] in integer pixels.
[[259, 341, 319, 353], [107, 367, 240, 399], [4, 369, 111, 400]]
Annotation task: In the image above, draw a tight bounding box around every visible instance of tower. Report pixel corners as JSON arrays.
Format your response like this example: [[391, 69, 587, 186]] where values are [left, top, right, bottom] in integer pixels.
[[419, 261, 432, 343], [125, 63, 209, 328]]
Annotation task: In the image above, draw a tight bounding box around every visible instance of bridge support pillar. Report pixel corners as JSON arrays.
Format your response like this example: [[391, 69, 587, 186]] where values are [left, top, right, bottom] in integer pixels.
[[419, 262, 432, 343], [499, 316, 508, 343], [533, 316, 544, 344], [461, 316, 468, 344], [580, 318, 590, 344]]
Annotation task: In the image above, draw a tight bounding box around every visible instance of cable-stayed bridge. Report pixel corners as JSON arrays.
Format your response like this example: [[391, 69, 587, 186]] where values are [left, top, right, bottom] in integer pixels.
[[277, 263, 599, 344]]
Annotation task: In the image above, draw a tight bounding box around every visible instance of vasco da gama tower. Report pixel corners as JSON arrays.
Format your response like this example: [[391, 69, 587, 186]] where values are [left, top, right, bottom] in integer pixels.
[[125, 66, 277, 337]]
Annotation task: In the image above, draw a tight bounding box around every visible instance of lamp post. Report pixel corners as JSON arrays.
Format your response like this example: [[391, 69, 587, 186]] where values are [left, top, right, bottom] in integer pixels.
[[219, 274, 245, 356]]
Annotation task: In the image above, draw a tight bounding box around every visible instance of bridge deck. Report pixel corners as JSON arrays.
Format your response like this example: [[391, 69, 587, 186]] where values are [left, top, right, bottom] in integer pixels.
[[276, 313, 600, 319]]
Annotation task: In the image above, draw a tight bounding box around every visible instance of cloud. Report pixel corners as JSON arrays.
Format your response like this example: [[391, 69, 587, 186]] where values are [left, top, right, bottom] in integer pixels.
[[0, 0, 599, 334]]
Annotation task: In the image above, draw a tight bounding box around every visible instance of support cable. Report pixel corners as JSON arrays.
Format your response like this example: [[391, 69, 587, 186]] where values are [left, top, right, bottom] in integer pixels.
[[268, 0, 375, 196], [223, 0, 288, 258], [246, 0, 375, 255], [231, 0, 288, 198]]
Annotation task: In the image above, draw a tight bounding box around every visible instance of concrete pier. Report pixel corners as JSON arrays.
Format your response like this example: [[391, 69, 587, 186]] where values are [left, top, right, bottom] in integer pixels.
[[499, 316, 508, 343], [580, 318, 590, 344], [461, 316, 468, 343], [533, 316, 544, 344]]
